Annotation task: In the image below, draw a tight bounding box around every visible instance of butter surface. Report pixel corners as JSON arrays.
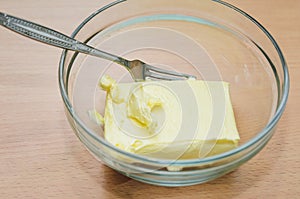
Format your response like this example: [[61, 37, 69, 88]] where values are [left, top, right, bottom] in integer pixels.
[[100, 75, 239, 160]]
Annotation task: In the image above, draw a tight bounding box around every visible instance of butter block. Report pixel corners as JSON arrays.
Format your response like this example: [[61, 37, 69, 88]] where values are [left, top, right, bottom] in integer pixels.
[[100, 76, 239, 160]]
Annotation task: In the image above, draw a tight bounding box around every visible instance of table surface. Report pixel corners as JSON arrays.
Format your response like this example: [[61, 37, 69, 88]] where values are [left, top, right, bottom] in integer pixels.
[[0, 0, 299, 198]]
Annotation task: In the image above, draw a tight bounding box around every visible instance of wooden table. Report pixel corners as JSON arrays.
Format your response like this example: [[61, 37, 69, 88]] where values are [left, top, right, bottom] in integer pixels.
[[1, 0, 299, 198]]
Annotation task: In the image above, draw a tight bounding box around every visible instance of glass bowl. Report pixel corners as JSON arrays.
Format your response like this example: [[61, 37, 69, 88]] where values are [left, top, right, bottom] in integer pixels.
[[59, 0, 289, 186]]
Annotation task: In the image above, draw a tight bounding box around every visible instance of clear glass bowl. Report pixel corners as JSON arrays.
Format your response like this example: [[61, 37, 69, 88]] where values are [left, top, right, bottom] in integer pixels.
[[59, 0, 289, 186]]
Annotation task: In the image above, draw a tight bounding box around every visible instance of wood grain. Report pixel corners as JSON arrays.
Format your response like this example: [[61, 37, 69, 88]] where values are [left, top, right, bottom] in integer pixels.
[[0, 0, 299, 198]]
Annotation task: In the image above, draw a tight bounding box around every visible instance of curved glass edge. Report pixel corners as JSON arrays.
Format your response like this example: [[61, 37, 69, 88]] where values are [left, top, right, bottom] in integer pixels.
[[58, 0, 290, 166]]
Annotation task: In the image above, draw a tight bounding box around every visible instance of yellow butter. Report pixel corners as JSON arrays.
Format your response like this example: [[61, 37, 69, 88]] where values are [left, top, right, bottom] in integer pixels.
[[100, 76, 240, 160], [127, 86, 162, 128]]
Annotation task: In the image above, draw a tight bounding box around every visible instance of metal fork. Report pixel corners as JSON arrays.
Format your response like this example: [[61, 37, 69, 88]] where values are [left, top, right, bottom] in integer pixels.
[[0, 12, 195, 81]]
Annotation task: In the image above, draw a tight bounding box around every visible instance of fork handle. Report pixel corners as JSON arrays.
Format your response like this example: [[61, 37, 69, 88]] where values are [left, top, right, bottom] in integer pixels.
[[0, 12, 129, 66]]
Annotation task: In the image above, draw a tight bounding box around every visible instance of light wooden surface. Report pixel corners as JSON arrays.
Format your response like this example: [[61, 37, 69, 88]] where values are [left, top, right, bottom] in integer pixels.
[[0, 0, 299, 198]]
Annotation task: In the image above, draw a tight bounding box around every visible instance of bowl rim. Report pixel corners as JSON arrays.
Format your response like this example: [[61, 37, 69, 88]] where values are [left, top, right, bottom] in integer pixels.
[[58, 0, 289, 165]]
